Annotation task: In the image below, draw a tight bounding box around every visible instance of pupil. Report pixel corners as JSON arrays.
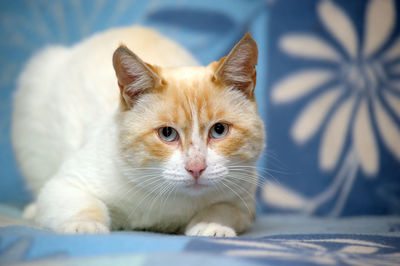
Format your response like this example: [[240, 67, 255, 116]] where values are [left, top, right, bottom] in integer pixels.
[[163, 127, 172, 137], [215, 123, 224, 134]]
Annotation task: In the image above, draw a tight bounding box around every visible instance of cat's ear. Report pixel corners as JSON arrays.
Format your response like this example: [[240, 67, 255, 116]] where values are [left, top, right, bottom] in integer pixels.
[[213, 33, 258, 99], [113, 45, 162, 109]]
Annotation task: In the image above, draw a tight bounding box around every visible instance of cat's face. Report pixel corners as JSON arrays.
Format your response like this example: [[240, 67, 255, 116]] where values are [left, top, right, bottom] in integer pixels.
[[114, 34, 265, 194]]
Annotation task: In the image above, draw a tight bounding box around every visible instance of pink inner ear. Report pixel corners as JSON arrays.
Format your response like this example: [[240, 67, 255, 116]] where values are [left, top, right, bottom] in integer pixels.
[[113, 46, 160, 107], [113, 46, 148, 88], [115, 59, 138, 88], [215, 34, 258, 98]]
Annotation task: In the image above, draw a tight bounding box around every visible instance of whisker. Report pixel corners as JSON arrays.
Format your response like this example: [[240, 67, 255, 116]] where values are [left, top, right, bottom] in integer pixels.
[[226, 169, 267, 181], [144, 180, 171, 223], [161, 183, 176, 210], [129, 175, 164, 188], [114, 176, 164, 204], [113, 172, 163, 192], [222, 177, 264, 215], [119, 168, 160, 178], [214, 181, 226, 196], [113, 176, 163, 205], [228, 168, 281, 185], [230, 150, 288, 173], [228, 165, 291, 175], [127, 182, 165, 222], [127, 180, 166, 221], [122, 173, 163, 184], [129, 167, 164, 171], [263, 150, 290, 171], [225, 175, 265, 188], [157, 183, 177, 223], [223, 178, 256, 201], [219, 181, 252, 215], [225, 169, 285, 194]]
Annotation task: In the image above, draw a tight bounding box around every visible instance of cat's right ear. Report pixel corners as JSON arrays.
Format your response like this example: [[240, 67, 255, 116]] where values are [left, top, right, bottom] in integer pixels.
[[113, 45, 162, 109]]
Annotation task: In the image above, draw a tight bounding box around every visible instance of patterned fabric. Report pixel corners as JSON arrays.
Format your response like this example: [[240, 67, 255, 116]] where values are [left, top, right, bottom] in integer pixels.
[[1, 225, 400, 266], [1, 203, 400, 265], [262, 0, 400, 216]]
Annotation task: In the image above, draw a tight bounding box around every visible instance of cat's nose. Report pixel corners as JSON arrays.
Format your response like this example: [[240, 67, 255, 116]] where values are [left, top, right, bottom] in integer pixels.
[[185, 162, 207, 180]]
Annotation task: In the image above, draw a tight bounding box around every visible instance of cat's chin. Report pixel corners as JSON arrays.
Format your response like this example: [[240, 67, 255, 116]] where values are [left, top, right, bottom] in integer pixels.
[[178, 183, 215, 196]]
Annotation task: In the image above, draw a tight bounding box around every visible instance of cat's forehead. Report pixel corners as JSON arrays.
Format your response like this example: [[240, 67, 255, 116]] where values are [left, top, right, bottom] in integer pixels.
[[157, 66, 226, 124], [159, 66, 215, 92], [160, 66, 212, 81]]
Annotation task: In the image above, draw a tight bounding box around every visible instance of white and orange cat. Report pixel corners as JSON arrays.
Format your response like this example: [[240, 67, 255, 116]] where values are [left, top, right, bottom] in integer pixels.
[[12, 26, 265, 237]]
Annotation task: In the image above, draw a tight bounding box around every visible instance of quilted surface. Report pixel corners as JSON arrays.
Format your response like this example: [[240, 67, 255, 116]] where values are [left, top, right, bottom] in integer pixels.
[[0, 204, 398, 266], [1, 212, 399, 266]]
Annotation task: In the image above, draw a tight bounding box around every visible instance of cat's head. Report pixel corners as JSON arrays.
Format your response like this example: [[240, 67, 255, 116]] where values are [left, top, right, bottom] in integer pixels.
[[113, 33, 265, 194]]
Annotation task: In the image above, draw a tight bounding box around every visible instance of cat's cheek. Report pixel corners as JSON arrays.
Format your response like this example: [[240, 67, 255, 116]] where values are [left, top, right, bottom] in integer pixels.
[[127, 132, 177, 163], [211, 131, 248, 160], [162, 151, 192, 185], [212, 124, 264, 162], [146, 140, 176, 161], [203, 149, 229, 180]]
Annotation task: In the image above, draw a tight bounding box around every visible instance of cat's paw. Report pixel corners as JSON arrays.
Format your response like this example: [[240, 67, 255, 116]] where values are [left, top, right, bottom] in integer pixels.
[[185, 222, 236, 237], [58, 219, 109, 234]]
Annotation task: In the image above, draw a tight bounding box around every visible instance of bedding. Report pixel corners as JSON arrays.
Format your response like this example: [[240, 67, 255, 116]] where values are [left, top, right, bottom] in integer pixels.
[[1, 206, 399, 266]]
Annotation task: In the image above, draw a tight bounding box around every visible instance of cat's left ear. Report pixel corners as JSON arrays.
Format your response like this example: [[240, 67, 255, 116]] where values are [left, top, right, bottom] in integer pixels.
[[113, 45, 162, 109], [213, 33, 258, 99]]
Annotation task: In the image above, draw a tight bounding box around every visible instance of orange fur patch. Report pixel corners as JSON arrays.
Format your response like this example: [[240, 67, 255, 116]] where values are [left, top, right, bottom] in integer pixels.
[[77, 204, 107, 224]]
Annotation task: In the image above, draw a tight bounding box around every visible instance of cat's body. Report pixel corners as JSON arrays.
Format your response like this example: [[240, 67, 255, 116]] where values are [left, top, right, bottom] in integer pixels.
[[12, 26, 265, 236]]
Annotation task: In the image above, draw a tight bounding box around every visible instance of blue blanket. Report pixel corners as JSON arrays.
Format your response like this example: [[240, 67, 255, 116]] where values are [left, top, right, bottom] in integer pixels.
[[1, 227, 400, 266], [1, 206, 399, 266]]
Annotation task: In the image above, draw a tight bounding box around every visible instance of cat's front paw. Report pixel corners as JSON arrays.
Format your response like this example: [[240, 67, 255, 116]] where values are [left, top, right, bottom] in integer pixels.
[[58, 219, 109, 234], [185, 222, 236, 237]]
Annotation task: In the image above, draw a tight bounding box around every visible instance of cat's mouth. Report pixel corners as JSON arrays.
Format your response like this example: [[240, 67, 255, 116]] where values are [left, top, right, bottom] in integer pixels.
[[180, 182, 213, 195], [179, 178, 222, 194], [163, 173, 223, 193], [191, 183, 209, 190], [164, 178, 214, 194]]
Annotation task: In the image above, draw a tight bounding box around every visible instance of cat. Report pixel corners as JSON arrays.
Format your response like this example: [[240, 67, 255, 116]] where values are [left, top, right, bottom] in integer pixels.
[[12, 26, 265, 237]]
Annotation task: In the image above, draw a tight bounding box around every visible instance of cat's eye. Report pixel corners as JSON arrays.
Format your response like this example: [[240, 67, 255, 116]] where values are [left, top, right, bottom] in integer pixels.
[[158, 127, 179, 142], [210, 123, 229, 139]]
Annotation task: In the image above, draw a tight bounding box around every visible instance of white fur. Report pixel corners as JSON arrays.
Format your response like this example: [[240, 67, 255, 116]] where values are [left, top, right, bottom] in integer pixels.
[[12, 26, 258, 236], [13, 26, 198, 195], [185, 222, 236, 237]]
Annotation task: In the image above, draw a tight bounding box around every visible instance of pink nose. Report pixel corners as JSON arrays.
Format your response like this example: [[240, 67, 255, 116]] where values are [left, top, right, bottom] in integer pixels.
[[185, 163, 207, 180]]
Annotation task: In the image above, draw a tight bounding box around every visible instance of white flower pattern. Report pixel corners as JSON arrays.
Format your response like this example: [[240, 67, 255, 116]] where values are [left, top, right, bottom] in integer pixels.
[[264, 0, 400, 215], [206, 237, 400, 266]]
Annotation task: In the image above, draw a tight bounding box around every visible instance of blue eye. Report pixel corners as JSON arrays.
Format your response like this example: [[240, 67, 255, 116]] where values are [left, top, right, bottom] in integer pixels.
[[210, 123, 229, 139], [158, 127, 179, 142]]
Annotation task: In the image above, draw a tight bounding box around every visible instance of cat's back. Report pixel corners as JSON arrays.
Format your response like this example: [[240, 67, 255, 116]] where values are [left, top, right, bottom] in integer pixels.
[[12, 26, 198, 195]]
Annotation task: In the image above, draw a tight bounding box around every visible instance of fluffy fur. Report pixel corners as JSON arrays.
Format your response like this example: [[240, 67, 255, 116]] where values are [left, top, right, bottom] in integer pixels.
[[12, 26, 265, 236]]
